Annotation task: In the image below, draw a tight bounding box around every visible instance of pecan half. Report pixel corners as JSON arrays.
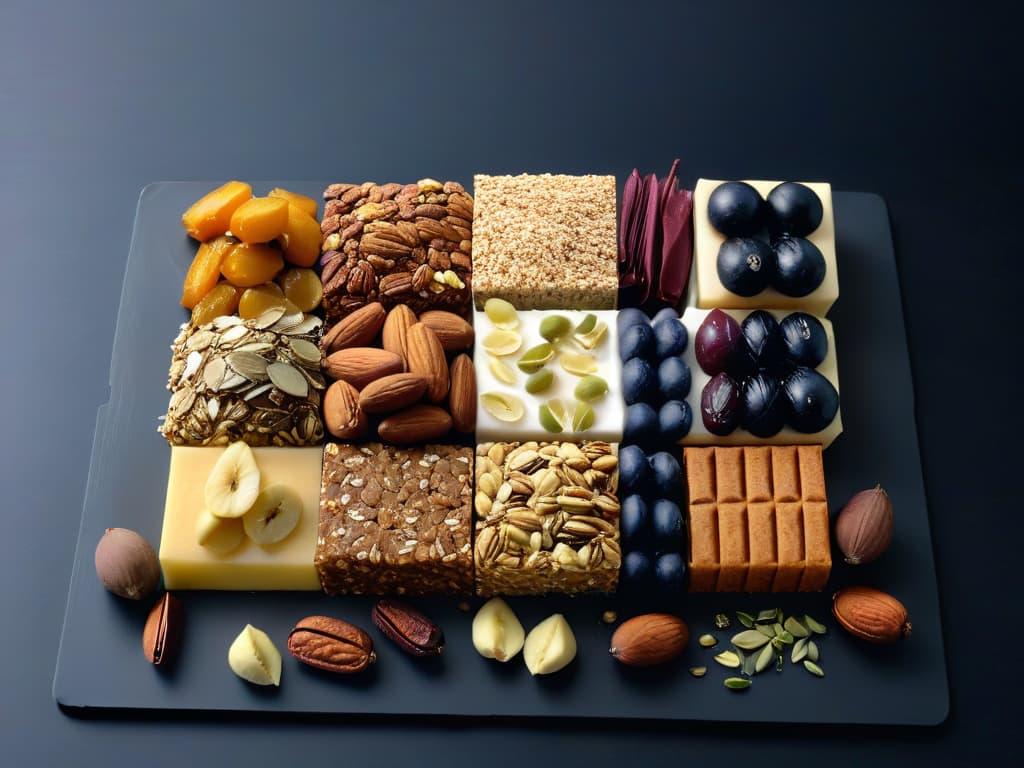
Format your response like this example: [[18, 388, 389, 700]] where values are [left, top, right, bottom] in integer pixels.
[[142, 592, 184, 667], [287, 615, 376, 674], [371, 599, 445, 657]]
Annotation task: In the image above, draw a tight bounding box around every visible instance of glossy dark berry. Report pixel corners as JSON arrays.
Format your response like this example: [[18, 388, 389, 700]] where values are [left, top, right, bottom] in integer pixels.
[[694, 308, 743, 376], [783, 366, 840, 433], [701, 372, 741, 436], [617, 308, 650, 338], [619, 322, 656, 362], [623, 551, 654, 589], [779, 312, 828, 367], [707, 181, 766, 237], [651, 499, 684, 549], [648, 451, 682, 497], [622, 357, 655, 405], [657, 356, 691, 402], [658, 399, 693, 443], [624, 402, 659, 446], [654, 553, 686, 591], [741, 310, 784, 371], [772, 236, 826, 297], [741, 371, 787, 437], [618, 444, 649, 493], [651, 307, 679, 326], [653, 316, 689, 358], [620, 494, 650, 546], [767, 182, 823, 237], [717, 237, 775, 297]]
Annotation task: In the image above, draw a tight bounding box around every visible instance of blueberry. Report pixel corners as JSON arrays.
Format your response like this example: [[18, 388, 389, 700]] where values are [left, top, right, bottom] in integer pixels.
[[622, 551, 654, 589], [620, 494, 650, 546], [717, 237, 775, 297], [651, 499, 684, 549], [648, 451, 681, 497], [623, 402, 659, 445], [653, 316, 689, 358], [617, 308, 650, 337], [701, 372, 741, 436], [651, 307, 680, 327], [622, 357, 656, 405], [618, 444, 649, 493], [741, 372, 786, 437], [783, 366, 839, 433], [779, 312, 828, 367], [658, 399, 692, 443], [767, 182, 823, 237], [654, 553, 686, 591], [657, 356, 692, 402], [772, 236, 826, 297], [619, 322, 656, 362], [741, 310, 784, 371], [707, 181, 766, 237]]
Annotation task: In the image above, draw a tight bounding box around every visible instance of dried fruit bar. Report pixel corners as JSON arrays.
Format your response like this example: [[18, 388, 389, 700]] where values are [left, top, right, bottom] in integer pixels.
[[683, 445, 831, 592], [319, 180, 473, 324], [315, 442, 473, 595], [474, 441, 621, 596], [472, 174, 618, 310], [160, 309, 326, 447]]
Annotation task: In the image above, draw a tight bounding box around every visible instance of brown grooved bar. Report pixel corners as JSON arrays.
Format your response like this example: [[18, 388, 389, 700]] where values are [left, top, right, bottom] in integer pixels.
[[715, 502, 749, 592], [745, 501, 777, 591], [714, 447, 746, 502], [770, 446, 801, 502], [684, 447, 716, 504], [797, 445, 826, 502], [686, 502, 719, 592], [799, 500, 832, 591], [772, 501, 805, 591], [744, 446, 773, 502]]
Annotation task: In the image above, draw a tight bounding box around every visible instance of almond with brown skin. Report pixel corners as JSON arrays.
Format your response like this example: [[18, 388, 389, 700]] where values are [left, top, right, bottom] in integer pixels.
[[323, 380, 368, 439], [448, 353, 476, 433], [406, 323, 449, 403], [321, 301, 386, 353], [377, 404, 452, 444], [287, 615, 376, 674], [142, 592, 184, 667], [832, 586, 911, 644], [417, 310, 474, 352], [324, 347, 404, 389], [371, 599, 445, 657], [381, 304, 417, 363], [835, 485, 893, 565], [609, 613, 689, 666], [358, 373, 428, 414]]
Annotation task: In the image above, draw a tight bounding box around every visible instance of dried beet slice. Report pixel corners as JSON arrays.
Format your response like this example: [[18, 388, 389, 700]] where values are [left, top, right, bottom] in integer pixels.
[[657, 160, 694, 305], [618, 169, 644, 306], [639, 172, 661, 306]]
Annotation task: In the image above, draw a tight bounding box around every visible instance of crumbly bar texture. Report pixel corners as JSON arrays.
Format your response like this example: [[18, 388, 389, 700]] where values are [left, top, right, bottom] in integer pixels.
[[684, 445, 831, 593], [474, 440, 620, 596], [316, 442, 474, 595], [472, 174, 618, 310], [319, 180, 473, 325], [160, 311, 326, 447]]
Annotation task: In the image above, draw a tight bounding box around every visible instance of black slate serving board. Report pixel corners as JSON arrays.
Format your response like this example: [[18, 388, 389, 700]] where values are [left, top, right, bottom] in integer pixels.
[[54, 183, 947, 725]]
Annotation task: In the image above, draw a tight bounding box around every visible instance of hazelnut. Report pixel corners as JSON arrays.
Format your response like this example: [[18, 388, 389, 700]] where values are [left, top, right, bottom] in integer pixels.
[[94, 527, 161, 600]]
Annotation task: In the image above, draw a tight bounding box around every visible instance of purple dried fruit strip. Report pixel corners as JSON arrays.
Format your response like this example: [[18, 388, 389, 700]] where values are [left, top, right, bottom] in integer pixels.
[[639, 172, 661, 306], [658, 159, 694, 305], [618, 169, 644, 304]]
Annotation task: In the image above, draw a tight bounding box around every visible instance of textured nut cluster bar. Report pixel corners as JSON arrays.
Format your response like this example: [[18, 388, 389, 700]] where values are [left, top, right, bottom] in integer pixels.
[[319, 180, 473, 324], [684, 445, 831, 592], [315, 442, 473, 595], [475, 441, 621, 596], [161, 311, 326, 447], [472, 174, 619, 310]]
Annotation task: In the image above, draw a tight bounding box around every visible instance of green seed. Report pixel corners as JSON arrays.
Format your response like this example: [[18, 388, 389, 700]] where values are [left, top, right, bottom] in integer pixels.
[[698, 634, 718, 648], [791, 638, 808, 664], [480, 392, 525, 422], [807, 640, 820, 663], [732, 630, 770, 650], [785, 616, 810, 638], [574, 317, 608, 349], [714, 614, 731, 629], [689, 666, 707, 678], [484, 298, 519, 329], [771, 637, 784, 652], [539, 315, 571, 343], [574, 313, 597, 335], [525, 368, 554, 394], [572, 401, 595, 431], [754, 643, 775, 674], [736, 611, 755, 628], [574, 375, 608, 402], [724, 677, 752, 690], [517, 343, 554, 373], [756, 609, 779, 624], [756, 624, 776, 638], [538, 402, 565, 433], [803, 660, 825, 677], [776, 630, 794, 645], [714, 650, 741, 668], [804, 615, 828, 634]]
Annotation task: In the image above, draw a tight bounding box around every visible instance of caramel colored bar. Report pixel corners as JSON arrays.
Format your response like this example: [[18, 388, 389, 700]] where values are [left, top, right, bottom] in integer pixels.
[[687, 502, 719, 592], [714, 447, 746, 502], [746, 501, 777, 592], [797, 445, 827, 502], [772, 501, 805, 591], [799, 501, 832, 591], [744, 446, 773, 503], [715, 502, 748, 592], [771, 446, 801, 502], [684, 447, 716, 505]]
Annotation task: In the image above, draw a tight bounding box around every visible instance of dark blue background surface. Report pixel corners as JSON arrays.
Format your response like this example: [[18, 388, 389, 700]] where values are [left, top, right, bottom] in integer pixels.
[[2, 0, 1019, 764]]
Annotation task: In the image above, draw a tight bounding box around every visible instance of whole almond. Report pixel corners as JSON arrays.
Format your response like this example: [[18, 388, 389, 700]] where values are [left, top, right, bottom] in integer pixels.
[[448, 353, 476, 433], [378, 404, 452, 444], [287, 615, 376, 674], [323, 380, 368, 439], [832, 586, 911, 644], [609, 613, 689, 666], [95, 527, 160, 600], [359, 373, 428, 414], [371, 599, 445, 657], [324, 347, 404, 389], [406, 323, 449, 403], [321, 301, 386, 353], [418, 310, 474, 352], [142, 592, 184, 666], [381, 304, 417, 363], [835, 485, 893, 565]]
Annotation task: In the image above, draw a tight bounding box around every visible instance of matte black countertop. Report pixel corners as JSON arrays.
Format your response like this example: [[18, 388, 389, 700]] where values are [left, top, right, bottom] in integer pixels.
[[2, 1, 1018, 764]]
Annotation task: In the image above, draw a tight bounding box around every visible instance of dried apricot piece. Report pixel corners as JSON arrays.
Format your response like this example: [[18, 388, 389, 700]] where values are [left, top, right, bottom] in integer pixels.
[[182, 181, 252, 242], [268, 188, 317, 219], [278, 203, 321, 267], [277, 268, 323, 312], [229, 197, 289, 244], [191, 283, 240, 326], [181, 235, 237, 309], [221, 242, 285, 287], [238, 282, 286, 319]]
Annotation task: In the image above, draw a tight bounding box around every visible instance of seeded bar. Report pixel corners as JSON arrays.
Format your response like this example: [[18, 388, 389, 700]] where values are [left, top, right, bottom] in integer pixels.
[[315, 442, 473, 595], [472, 174, 618, 310], [474, 440, 620, 596]]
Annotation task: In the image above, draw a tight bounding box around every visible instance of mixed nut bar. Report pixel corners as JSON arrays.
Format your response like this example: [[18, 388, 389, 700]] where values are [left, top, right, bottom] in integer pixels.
[[316, 442, 473, 595], [472, 174, 619, 310], [160, 310, 326, 446], [684, 445, 831, 592], [319, 180, 473, 325], [475, 441, 621, 596]]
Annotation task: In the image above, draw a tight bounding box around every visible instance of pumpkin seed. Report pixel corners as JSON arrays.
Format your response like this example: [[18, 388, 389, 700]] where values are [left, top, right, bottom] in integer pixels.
[[756, 624, 776, 638], [558, 351, 598, 376], [484, 298, 519, 330], [574, 313, 597, 335], [755, 643, 776, 674], [539, 315, 571, 343], [732, 630, 770, 650], [538, 400, 568, 433], [803, 660, 825, 677], [488, 356, 518, 384], [785, 616, 810, 638], [698, 634, 718, 648], [807, 640, 820, 663], [481, 392, 525, 422], [804, 615, 828, 634], [741, 650, 758, 675], [736, 611, 755, 628], [518, 343, 555, 373], [574, 374, 608, 402], [756, 609, 780, 624], [483, 329, 522, 356], [791, 637, 809, 664], [776, 630, 794, 645], [572, 401, 595, 431], [525, 368, 554, 394], [724, 677, 752, 690], [714, 650, 741, 668], [714, 613, 731, 629], [689, 666, 707, 678], [771, 637, 785, 652], [574, 317, 608, 349]]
